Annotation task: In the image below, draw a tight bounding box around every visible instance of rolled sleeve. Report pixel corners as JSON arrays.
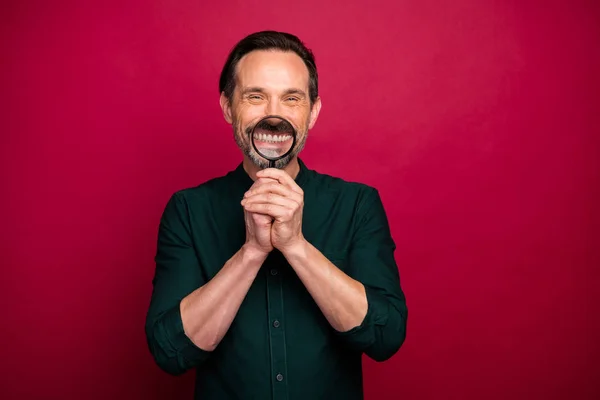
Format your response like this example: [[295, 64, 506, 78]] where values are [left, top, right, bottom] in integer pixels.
[[145, 192, 210, 375], [335, 187, 408, 361]]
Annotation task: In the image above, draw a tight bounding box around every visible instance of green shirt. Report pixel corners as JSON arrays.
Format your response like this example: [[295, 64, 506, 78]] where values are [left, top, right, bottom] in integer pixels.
[[145, 159, 408, 400]]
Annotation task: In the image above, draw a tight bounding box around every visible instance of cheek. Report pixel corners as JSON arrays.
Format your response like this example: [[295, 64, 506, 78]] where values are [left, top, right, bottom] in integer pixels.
[[234, 105, 264, 127], [295, 110, 312, 132]]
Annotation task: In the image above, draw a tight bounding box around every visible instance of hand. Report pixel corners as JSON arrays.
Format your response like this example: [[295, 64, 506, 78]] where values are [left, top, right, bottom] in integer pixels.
[[241, 168, 305, 253], [242, 177, 278, 256]]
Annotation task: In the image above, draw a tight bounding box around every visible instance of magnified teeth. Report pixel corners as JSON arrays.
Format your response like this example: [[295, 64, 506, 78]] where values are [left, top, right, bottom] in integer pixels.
[[256, 133, 291, 143]]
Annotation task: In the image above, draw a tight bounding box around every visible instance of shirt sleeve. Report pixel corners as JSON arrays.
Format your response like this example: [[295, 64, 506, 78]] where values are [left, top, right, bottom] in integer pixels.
[[145, 191, 211, 375], [334, 187, 408, 361]]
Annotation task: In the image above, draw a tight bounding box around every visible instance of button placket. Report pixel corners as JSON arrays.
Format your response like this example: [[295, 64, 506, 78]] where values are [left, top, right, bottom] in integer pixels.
[[266, 256, 288, 399]]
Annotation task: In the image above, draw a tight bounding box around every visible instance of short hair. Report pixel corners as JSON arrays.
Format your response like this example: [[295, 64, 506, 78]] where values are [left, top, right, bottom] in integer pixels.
[[219, 31, 318, 105]]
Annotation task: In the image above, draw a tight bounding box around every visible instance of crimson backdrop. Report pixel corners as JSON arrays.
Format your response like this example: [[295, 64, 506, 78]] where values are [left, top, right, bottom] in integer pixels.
[[1, 0, 599, 399]]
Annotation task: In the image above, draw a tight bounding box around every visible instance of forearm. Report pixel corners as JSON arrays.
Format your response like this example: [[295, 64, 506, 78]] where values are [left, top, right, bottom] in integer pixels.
[[180, 244, 267, 351], [283, 240, 368, 332]]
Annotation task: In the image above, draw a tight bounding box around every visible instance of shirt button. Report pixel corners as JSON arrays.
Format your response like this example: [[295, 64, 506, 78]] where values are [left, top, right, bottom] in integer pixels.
[[270, 268, 278, 276], [273, 320, 280, 328], [276, 373, 284, 382]]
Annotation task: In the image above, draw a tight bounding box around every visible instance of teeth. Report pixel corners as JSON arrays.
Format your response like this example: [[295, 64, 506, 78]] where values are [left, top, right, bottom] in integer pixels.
[[256, 133, 291, 143]]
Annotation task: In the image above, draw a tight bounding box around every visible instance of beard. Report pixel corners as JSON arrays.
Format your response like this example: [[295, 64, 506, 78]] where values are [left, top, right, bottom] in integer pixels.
[[233, 116, 308, 169]]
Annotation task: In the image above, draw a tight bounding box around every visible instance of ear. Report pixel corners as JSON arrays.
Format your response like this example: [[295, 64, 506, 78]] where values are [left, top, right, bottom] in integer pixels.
[[308, 96, 322, 130], [220, 92, 233, 124]]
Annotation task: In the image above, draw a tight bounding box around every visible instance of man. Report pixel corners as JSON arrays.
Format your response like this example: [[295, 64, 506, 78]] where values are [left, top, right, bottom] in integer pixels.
[[145, 31, 407, 400]]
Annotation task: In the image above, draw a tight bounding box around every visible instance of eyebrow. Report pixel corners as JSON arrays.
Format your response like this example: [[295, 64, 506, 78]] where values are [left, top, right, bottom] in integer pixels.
[[240, 87, 307, 98], [241, 87, 267, 95], [282, 89, 307, 98]]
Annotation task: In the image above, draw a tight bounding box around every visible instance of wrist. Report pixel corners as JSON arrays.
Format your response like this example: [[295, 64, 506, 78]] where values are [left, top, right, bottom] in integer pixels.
[[280, 237, 310, 262], [241, 243, 270, 265]]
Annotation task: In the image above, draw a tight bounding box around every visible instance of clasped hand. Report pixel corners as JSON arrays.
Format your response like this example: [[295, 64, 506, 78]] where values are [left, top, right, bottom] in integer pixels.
[[241, 168, 304, 254]]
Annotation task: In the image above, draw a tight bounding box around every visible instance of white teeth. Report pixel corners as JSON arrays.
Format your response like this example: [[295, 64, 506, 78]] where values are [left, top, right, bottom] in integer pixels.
[[256, 133, 291, 143]]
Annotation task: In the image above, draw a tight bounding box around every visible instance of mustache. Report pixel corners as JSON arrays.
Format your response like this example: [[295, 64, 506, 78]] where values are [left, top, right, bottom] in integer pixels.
[[246, 116, 296, 137]]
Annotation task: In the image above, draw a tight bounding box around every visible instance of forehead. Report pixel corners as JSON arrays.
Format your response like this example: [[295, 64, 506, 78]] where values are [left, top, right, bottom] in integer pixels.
[[235, 50, 309, 91]]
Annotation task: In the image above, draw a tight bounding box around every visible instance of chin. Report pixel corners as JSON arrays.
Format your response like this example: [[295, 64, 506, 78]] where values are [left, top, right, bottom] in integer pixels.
[[246, 152, 270, 170]]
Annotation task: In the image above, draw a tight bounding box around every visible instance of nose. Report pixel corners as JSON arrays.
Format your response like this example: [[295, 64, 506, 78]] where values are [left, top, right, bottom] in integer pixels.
[[265, 98, 282, 117], [263, 116, 282, 126]]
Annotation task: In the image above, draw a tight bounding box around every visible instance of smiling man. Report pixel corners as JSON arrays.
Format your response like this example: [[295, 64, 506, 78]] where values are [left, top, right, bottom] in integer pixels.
[[145, 31, 408, 400]]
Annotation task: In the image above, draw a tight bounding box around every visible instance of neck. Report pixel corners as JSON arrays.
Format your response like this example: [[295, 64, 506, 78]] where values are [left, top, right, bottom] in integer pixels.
[[243, 156, 300, 181]]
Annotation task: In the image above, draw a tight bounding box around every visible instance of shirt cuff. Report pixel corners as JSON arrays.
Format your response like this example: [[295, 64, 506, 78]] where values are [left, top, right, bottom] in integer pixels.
[[333, 286, 390, 351], [162, 304, 211, 366]]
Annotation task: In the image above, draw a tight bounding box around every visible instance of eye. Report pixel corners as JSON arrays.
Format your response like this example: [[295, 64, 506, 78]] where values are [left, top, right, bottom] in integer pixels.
[[285, 97, 300, 102]]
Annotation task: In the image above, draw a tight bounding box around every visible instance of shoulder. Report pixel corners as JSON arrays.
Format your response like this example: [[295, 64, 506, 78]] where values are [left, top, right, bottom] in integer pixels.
[[305, 167, 386, 223], [309, 168, 380, 201], [162, 169, 239, 215], [306, 168, 391, 235], [172, 170, 237, 201]]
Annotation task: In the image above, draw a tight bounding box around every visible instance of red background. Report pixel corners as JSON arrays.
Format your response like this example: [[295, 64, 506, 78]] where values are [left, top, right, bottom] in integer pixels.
[[2, 0, 599, 399]]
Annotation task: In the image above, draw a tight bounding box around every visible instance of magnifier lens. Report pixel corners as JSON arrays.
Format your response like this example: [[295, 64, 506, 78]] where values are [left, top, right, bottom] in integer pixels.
[[251, 116, 296, 168]]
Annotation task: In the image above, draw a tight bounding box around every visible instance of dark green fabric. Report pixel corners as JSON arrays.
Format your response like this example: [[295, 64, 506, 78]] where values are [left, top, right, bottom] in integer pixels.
[[145, 159, 407, 400]]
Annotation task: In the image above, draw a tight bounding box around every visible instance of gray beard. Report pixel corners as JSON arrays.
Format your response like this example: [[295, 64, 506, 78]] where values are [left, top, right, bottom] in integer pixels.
[[234, 127, 307, 169]]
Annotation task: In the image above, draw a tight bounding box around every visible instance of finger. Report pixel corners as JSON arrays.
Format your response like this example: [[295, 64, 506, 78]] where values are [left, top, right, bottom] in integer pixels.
[[242, 192, 298, 209], [255, 168, 302, 195], [244, 208, 272, 219], [250, 177, 279, 190], [244, 183, 302, 205], [249, 178, 284, 192], [242, 202, 294, 220], [246, 211, 274, 226], [256, 168, 297, 189]]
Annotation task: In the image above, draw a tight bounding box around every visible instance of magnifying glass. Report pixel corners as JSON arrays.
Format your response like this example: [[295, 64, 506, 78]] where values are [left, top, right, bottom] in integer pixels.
[[250, 115, 297, 168]]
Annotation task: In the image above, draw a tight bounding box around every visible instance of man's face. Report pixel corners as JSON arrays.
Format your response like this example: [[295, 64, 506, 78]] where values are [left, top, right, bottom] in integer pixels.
[[220, 50, 321, 169]]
